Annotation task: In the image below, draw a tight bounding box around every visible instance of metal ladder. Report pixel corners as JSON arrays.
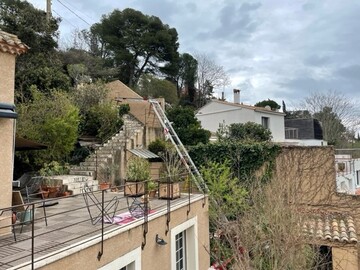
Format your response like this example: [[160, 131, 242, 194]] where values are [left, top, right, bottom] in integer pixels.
[[149, 99, 209, 194]]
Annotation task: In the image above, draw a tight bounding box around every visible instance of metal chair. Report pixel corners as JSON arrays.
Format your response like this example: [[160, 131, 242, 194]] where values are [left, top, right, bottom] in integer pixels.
[[126, 196, 150, 218], [24, 177, 48, 227], [82, 186, 120, 225], [11, 191, 34, 236]]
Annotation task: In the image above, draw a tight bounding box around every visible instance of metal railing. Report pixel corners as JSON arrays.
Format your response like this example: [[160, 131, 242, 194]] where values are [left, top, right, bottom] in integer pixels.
[[0, 178, 201, 269]]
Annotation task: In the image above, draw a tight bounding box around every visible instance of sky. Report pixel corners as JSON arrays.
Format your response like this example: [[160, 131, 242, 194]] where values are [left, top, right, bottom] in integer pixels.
[[27, 0, 360, 107]]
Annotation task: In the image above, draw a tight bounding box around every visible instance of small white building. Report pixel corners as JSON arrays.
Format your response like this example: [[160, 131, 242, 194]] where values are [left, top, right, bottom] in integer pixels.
[[195, 90, 285, 142]]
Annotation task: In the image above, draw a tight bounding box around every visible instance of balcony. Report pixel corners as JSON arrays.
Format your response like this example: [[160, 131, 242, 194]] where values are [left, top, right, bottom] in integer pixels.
[[0, 184, 206, 269]]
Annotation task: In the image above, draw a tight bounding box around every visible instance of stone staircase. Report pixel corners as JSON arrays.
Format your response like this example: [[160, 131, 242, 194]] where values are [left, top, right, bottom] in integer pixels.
[[68, 114, 144, 194]]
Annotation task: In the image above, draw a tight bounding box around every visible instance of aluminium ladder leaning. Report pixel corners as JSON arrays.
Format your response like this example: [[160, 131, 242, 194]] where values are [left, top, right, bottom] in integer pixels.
[[149, 99, 209, 194]]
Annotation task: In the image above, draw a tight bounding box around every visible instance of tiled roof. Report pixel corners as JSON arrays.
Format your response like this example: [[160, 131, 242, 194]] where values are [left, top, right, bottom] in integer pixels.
[[209, 100, 285, 115], [302, 214, 357, 244], [0, 29, 28, 55], [106, 80, 143, 100]]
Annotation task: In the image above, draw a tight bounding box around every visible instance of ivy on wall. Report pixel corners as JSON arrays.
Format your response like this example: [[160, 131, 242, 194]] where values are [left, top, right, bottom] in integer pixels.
[[189, 141, 281, 184]]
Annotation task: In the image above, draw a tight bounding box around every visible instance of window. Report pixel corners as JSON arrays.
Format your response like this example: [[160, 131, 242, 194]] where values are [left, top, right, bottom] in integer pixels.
[[171, 217, 198, 270], [285, 128, 298, 139], [175, 231, 186, 270], [357, 170, 360, 186], [261, 117, 269, 129]]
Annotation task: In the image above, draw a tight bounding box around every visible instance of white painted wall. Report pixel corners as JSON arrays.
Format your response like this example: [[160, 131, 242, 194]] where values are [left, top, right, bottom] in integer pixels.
[[284, 139, 328, 146], [254, 111, 285, 142], [196, 101, 285, 142]]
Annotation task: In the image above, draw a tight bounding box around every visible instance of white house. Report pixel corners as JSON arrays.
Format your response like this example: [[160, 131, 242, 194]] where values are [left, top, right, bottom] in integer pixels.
[[195, 90, 285, 142]]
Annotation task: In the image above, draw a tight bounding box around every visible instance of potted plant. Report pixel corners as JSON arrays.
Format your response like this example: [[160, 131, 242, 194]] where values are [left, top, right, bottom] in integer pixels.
[[125, 156, 151, 197], [158, 147, 186, 199], [147, 180, 158, 198], [98, 165, 117, 190], [42, 178, 62, 198]]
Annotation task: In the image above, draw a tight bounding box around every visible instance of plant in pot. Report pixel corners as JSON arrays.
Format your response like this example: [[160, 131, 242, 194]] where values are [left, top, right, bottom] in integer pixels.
[[158, 146, 186, 199], [147, 180, 158, 198], [40, 161, 69, 197], [125, 156, 151, 197], [98, 165, 112, 190], [42, 178, 62, 198]]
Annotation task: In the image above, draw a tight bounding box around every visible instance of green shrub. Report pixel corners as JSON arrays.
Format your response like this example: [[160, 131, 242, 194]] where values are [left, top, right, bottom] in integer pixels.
[[148, 139, 167, 155], [39, 161, 70, 176]]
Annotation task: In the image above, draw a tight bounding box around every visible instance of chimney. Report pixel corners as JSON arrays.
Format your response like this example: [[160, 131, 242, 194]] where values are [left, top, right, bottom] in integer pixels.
[[233, 89, 241, 104]]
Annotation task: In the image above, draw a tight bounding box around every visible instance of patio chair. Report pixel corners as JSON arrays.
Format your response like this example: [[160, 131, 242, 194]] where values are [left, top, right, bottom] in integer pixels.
[[12, 191, 34, 235], [82, 186, 120, 225], [24, 177, 48, 226], [126, 196, 149, 218]]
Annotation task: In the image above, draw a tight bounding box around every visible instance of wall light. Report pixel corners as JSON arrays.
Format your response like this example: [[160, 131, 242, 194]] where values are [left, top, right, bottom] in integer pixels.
[[156, 234, 167, 246]]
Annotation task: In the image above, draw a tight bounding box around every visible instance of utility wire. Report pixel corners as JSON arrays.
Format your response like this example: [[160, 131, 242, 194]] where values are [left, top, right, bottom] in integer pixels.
[[60, 0, 97, 24], [53, 8, 78, 29], [55, 0, 91, 26]]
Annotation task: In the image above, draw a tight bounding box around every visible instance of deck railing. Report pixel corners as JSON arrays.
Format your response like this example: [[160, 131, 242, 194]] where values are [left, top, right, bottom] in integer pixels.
[[0, 178, 205, 269]]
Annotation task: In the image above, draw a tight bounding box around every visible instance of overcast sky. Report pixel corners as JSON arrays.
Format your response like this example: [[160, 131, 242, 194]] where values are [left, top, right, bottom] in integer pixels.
[[27, 0, 360, 107]]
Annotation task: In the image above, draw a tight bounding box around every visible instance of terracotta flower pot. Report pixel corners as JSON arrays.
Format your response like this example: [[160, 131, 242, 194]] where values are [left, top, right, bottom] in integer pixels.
[[149, 190, 157, 198], [99, 182, 111, 190]]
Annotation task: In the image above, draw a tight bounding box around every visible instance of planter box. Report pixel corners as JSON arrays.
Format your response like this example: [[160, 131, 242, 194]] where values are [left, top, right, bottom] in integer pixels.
[[124, 181, 145, 197], [158, 182, 180, 200]]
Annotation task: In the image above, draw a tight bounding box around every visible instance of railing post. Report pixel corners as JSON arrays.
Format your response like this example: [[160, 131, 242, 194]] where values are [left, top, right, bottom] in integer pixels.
[[31, 203, 35, 270], [95, 149, 98, 180], [97, 190, 104, 261]]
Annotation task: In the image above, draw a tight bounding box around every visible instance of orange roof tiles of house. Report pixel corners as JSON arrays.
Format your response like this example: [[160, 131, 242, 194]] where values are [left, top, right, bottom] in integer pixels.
[[0, 29, 28, 55], [209, 99, 285, 115], [302, 213, 357, 244], [106, 80, 143, 100]]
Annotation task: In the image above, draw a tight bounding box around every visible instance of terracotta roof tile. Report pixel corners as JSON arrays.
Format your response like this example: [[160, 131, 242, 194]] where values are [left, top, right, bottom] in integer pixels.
[[302, 214, 357, 244], [0, 29, 28, 55]]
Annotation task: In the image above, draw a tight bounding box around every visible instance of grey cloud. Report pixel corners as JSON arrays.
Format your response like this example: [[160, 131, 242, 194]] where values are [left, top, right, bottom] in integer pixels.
[[337, 65, 360, 81], [198, 2, 261, 41], [304, 55, 330, 66], [240, 2, 262, 12], [134, 0, 180, 24], [185, 3, 197, 13], [277, 75, 360, 103]]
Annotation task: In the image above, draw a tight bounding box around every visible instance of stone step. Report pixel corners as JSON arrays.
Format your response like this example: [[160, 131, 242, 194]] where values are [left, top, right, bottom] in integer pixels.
[[69, 169, 94, 176], [59, 175, 94, 184], [89, 152, 113, 158], [102, 142, 125, 149], [67, 180, 99, 194], [75, 165, 97, 171], [95, 149, 115, 155], [85, 157, 110, 163], [80, 161, 98, 167]]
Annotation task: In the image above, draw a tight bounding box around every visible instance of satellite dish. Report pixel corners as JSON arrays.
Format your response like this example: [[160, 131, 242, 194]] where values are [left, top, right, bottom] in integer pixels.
[[265, 105, 271, 110]]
